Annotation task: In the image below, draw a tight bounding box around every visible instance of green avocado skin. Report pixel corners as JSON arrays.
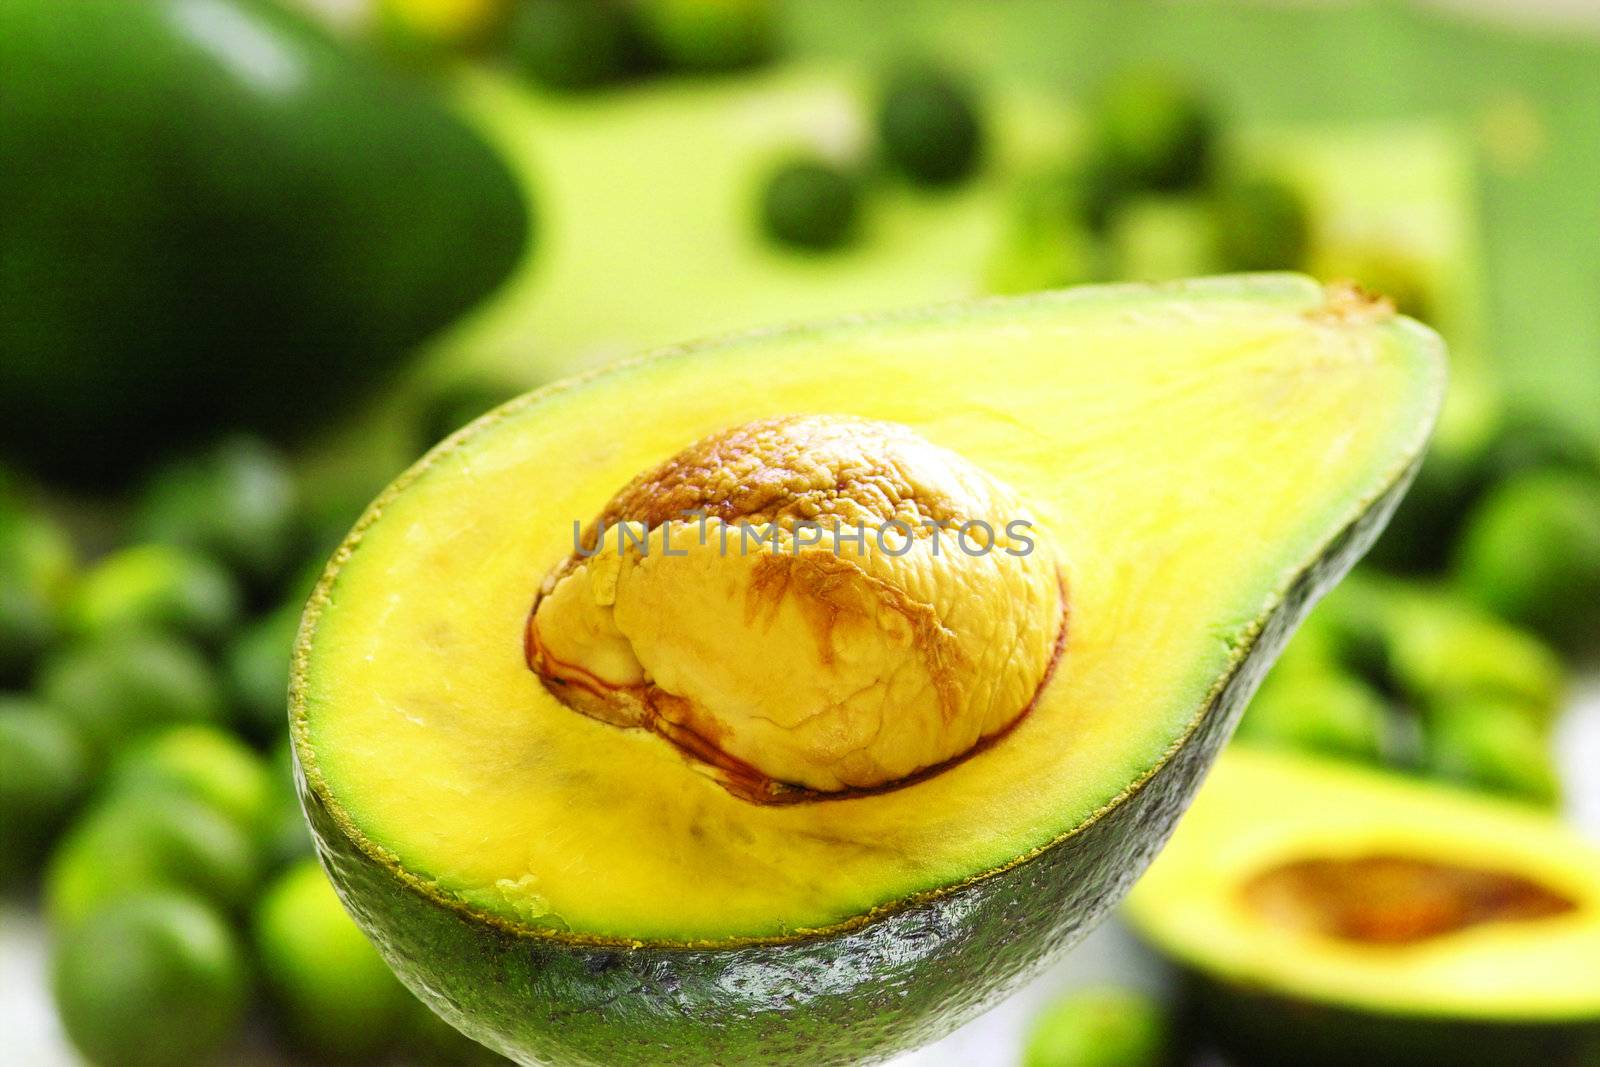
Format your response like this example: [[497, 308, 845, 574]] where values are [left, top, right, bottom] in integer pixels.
[[0, 0, 529, 485], [1182, 972, 1600, 1067], [298, 465, 1416, 1067]]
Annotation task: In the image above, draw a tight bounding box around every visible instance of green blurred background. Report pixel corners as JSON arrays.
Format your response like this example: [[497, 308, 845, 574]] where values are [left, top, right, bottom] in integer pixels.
[[2, 0, 1598, 1065]]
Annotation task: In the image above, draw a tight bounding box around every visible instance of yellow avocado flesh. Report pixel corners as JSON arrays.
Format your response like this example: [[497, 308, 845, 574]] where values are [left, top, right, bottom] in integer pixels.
[[297, 276, 1442, 943], [1125, 746, 1600, 1020]]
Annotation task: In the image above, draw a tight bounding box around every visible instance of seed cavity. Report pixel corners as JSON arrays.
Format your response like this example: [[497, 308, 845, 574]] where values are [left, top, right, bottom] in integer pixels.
[[1241, 852, 1578, 945]]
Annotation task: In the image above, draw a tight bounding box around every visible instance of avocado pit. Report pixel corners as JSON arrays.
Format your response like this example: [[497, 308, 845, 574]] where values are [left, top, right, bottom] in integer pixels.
[[525, 414, 1067, 800], [1241, 853, 1578, 945]]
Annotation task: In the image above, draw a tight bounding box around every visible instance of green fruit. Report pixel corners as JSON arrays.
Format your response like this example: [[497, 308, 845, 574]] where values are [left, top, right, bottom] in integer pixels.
[[71, 544, 241, 645], [294, 277, 1442, 1064], [1422, 697, 1561, 806], [637, 0, 775, 72], [0, 496, 75, 684], [876, 66, 985, 187], [109, 724, 272, 833], [1128, 748, 1600, 1067], [507, 0, 644, 91], [46, 788, 261, 926], [1214, 176, 1310, 271], [1091, 69, 1216, 193], [1336, 580, 1565, 722], [1023, 987, 1171, 1067], [1236, 666, 1389, 763], [39, 631, 223, 760], [52, 892, 248, 1067], [1311, 573, 1395, 683], [1105, 194, 1221, 282], [135, 437, 301, 588], [1454, 469, 1600, 654], [1389, 600, 1565, 720], [254, 860, 413, 1063], [759, 158, 861, 251], [0, 696, 89, 886], [0, 0, 529, 486], [224, 604, 300, 743]]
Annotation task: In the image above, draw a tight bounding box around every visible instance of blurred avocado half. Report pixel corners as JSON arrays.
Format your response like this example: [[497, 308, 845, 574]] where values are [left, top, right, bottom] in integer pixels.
[[1127, 748, 1600, 1067]]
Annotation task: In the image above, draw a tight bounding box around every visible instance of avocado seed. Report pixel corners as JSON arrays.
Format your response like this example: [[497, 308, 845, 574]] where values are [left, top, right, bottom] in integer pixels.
[[526, 415, 1066, 799]]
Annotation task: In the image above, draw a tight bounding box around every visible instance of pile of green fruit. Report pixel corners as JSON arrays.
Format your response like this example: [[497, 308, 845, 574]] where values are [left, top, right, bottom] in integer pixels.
[[987, 68, 1310, 293], [1236, 407, 1600, 806], [381, 0, 781, 87], [884, 61, 1600, 805], [760, 63, 987, 251], [0, 435, 506, 1067]]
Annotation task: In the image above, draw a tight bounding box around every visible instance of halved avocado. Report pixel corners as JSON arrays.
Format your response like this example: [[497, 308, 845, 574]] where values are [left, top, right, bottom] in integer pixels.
[[1125, 747, 1600, 1067], [294, 276, 1443, 1066]]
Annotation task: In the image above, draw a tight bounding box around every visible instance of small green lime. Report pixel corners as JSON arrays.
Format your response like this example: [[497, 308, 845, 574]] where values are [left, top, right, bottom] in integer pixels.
[[876, 65, 984, 187], [254, 859, 413, 1062], [1385, 590, 1565, 720], [1477, 410, 1600, 486], [507, 0, 643, 91], [1422, 697, 1561, 806], [52, 892, 248, 1067], [636, 0, 775, 72], [1237, 665, 1389, 763], [1023, 986, 1171, 1067], [1091, 69, 1216, 193], [224, 603, 301, 743], [135, 436, 301, 588], [39, 631, 223, 759], [1312, 572, 1397, 683], [109, 724, 272, 833], [760, 158, 861, 251], [46, 789, 261, 927], [1214, 175, 1310, 271], [71, 544, 241, 644], [1454, 469, 1600, 654], [0, 497, 76, 683], [0, 696, 89, 885]]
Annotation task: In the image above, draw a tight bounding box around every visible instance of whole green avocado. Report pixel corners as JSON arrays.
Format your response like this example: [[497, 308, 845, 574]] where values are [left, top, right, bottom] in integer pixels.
[[0, 0, 530, 485]]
